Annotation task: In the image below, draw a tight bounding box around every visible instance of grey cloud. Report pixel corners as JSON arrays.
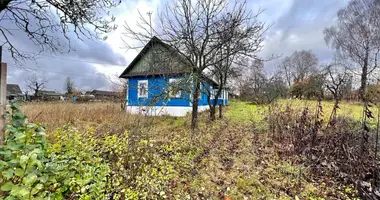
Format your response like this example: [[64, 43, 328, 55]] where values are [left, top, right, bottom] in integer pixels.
[[6, 56, 111, 93], [0, 6, 126, 92], [255, 0, 350, 72], [66, 36, 127, 66]]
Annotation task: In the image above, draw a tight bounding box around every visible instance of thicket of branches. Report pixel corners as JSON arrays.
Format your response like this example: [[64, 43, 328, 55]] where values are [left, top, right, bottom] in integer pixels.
[[0, 0, 120, 61]]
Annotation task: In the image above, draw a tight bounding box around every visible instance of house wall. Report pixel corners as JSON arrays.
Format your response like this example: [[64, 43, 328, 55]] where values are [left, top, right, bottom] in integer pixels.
[[125, 105, 209, 117], [127, 75, 191, 107], [206, 85, 229, 106], [126, 75, 228, 116]]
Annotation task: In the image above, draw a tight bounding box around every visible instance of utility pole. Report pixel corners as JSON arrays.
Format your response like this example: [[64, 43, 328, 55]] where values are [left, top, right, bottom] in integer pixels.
[[147, 11, 153, 37], [0, 46, 6, 146]]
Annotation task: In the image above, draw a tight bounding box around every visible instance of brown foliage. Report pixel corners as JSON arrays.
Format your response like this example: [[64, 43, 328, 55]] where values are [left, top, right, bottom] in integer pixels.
[[268, 101, 380, 199]]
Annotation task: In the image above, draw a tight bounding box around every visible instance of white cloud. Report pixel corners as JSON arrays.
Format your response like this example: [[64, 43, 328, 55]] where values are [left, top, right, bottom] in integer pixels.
[[96, 0, 163, 82], [106, 0, 162, 60]]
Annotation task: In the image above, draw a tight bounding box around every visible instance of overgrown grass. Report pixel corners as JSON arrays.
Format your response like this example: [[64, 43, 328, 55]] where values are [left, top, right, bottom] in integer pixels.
[[21, 99, 368, 133], [16, 100, 370, 199], [225, 99, 370, 125]]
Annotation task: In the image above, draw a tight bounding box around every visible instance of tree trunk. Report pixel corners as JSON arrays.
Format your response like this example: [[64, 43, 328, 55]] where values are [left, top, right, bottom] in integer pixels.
[[219, 104, 223, 119], [328, 98, 339, 126], [360, 53, 369, 101], [210, 106, 216, 121], [191, 78, 200, 130]]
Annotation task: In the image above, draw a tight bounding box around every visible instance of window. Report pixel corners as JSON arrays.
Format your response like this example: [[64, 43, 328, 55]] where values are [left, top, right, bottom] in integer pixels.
[[169, 78, 181, 98], [210, 86, 215, 99], [214, 89, 220, 99], [138, 80, 148, 98]]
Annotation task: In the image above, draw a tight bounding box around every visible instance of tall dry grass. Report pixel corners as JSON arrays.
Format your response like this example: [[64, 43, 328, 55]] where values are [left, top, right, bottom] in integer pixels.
[[21, 102, 140, 134], [20, 102, 190, 140]]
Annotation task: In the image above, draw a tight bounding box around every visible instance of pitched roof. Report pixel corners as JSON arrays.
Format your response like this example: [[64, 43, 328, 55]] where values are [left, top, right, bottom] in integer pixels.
[[37, 90, 64, 96], [7, 84, 22, 96], [119, 36, 191, 78], [40, 90, 56, 94], [119, 36, 220, 86]]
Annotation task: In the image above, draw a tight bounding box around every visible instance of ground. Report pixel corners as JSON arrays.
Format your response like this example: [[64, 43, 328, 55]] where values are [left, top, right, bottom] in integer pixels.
[[18, 100, 366, 199]]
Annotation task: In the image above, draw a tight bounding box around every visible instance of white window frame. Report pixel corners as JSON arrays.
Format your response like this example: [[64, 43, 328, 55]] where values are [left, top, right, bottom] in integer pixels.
[[215, 89, 220, 99], [138, 80, 148, 98], [169, 78, 181, 98], [210, 86, 215, 99], [198, 85, 202, 99]]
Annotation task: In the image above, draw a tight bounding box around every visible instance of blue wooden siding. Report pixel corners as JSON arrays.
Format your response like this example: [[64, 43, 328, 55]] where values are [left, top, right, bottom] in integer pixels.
[[126, 75, 228, 107], [209, 90, 229, 106], [127, 75, 191, 106]]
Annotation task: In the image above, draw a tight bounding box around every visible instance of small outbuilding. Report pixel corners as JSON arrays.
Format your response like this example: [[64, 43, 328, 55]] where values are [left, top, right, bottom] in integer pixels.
[[7, 84, 24, 101]]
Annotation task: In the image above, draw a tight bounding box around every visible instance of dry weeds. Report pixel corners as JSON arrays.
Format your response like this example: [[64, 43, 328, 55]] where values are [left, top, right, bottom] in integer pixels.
[[22, 102, 139, 133]]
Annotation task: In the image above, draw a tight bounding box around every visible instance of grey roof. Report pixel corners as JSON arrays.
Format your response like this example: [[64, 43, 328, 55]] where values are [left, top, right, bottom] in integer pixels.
[[39, 90, 56, 94], [7, 84, 23, 96], [37, 90, 63, 96], [119, 36, 219, 86], [119, 36, 191, 78], [89, 90, 117, 96]]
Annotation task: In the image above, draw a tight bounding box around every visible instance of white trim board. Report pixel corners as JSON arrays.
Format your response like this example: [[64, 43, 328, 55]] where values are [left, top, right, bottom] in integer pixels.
[[125, 105, 209, 117]]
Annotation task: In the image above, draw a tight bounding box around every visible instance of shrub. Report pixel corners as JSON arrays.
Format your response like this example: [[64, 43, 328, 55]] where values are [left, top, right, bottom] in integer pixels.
[[1, 103, 196, 199], [97, 131, 196, 199], [0, 104, 110, 199]]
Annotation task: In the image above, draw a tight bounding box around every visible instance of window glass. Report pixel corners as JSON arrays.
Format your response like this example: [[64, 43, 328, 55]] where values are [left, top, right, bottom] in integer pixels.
[[169, 79, 181, 98], [138, 80, 148, 98]]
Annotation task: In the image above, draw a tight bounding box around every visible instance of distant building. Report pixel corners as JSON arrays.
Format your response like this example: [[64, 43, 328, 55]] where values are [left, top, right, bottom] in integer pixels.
[[35, 90, 64, 101], [86, 90, 118, 99], [37, 90, 64, 97], [7, 84, 24, 101]]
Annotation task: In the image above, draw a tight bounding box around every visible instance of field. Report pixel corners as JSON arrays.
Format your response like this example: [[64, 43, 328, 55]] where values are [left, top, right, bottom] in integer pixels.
[[21, 99, 367, 132], [1, 99, 372, 199]]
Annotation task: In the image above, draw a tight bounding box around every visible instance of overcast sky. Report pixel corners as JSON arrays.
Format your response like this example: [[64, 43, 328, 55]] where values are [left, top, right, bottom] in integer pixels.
[[1, 0, 350, 93]]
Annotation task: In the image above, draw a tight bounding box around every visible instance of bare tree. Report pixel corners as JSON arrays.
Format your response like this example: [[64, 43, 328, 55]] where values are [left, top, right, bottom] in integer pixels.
[[278, 50, 319, 94], [0, 0, 120, 61], [106, 73, 129, 110], [204, 3, 266, 120], [65, 76, 75, 95], [26, 74, 47, 97], [278, 57, 293, 88], [325, 64, 351, 125], [124, 0, 266, 128], [324, 0, 380, 101], [236, 61, 286, 104]]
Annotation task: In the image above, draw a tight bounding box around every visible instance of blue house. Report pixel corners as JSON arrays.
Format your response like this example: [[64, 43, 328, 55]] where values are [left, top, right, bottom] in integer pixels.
[[119, 37, 228, 116]]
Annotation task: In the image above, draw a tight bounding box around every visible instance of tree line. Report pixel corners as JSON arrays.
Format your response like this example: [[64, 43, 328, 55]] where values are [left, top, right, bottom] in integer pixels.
[[237, 0, 380, 106]]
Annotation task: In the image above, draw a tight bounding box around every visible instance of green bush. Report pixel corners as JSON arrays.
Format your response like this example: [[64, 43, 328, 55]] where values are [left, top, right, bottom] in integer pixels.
[[0, 103, 197, 199], [0, 104, 110, 199], [97, 131, 195, 199]]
